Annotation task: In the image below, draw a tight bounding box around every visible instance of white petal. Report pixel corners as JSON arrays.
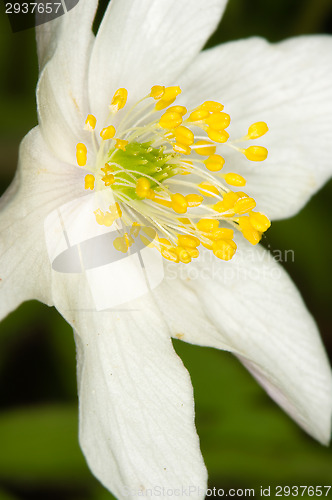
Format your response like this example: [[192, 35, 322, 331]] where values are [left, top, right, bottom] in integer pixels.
[[178, 36, 332, 219], [50, 270, 207, 499], [0, 127, 86, 321], [154, 240, 332, 444], [89, 0, 228, 123], [36, 0, 98, 164]]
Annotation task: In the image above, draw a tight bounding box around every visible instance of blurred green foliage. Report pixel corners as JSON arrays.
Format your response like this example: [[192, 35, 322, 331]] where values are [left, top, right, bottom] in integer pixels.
[[0, 0, 332, 499]]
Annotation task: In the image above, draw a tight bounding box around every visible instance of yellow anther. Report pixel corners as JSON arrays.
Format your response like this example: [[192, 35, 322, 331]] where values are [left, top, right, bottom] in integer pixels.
[[213, 191, 243, 213], [150, 85, 165, 99], [211, 228, 234, 240], [187, 109, 210, 122], [154, 198, 172, 208], [155, 86, 181, 110], [173, 126, 194, 146], [115, 139, 128, 151], [206, 112, 231, 130], [242, 145, 268, 161], [111, 88, 128, 110], [247, 122, 269, 139], [249, 212, 271, 232], [84, 114, 96, 131], [161, 247, 180, 263], [187, 247, 200, 259], [171, 193, 188, 214], [84, 174, 95, 190], [101, 163, 114, 174], [223, 173, 246, 187], [204, 154, 225, 172], [175, 246, 192, 264], [178, 234, 200, 248], [197, 219, 219, 233], [100, 125, 116, 140], [212, 239, 237, 261], [158, 237, 172, 249], [76, 143, 87, 167], [159, 111, 182, 129], [194, 140, 216, 156], [207, 128, 229, 143], [136, 177, 151, 198], [238, 217, 261, 245], [102, 174, 115, 186], [200, 101, 224, 112], [233, 197, 256, 214], [168, 105, 187, 116], [198, 182, 220, 197], [173, 143, 191, 155], [185, 194, 204, 207]]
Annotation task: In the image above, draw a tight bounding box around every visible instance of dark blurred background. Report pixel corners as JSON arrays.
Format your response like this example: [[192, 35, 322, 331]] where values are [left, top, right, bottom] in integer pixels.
[[0, 0, 332, 499]]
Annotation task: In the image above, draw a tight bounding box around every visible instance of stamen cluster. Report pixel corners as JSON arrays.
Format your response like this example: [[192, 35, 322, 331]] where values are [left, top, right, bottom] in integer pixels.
[[75, 85, 271, 263]]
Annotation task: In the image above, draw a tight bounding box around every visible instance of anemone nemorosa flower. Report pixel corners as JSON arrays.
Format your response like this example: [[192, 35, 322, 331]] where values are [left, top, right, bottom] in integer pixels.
[[1, 0, 332, 498]]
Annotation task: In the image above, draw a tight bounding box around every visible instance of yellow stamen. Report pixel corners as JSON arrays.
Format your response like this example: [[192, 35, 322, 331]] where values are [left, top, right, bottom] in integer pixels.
[[84, 174, 95, 190], [204, 154, 225, 172], [233, 196, 256, 214], [194, 140, 216, 156], [242, 145, 268, 161], [206, 112, 231, 130], [111, 88, 128, 110], [168, 105, 187, 116], [115, 139, 128, 151], [247, 122, 269, 139], [178, 234, 200, 248], [198, 182, 220, 197], [249, 211, 271, 232], [200, 101, 224, 112], [213, 239, 237, 261], [185, 194, 204, 207], [150, 85, 165, 99], [155, 86, 181, 110], [211, 228, 234, 240], [173, 126, 194, 146], [238, 217, 261, 245], [76, 143, 87, 167], [173, 143, 191, 155], [175, 246, 192, 264], [171, 193, 188, 214], [207, 128, 229, 143], [223, 173, 246, 187], [197, 219, 219, 232], [102, 174, 115, 186], [100, 125, 116, 140], [85, 114, 97, 131], [159, 111, 183, 129], [187, 109, 209, 122]]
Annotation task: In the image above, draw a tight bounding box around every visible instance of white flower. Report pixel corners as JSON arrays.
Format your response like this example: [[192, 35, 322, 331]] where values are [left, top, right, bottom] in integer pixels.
[[1, 0, 332, 498]]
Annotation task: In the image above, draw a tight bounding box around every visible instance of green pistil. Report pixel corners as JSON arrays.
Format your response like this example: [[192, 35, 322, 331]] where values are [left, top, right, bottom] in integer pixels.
[[108, 141, 178, 199]]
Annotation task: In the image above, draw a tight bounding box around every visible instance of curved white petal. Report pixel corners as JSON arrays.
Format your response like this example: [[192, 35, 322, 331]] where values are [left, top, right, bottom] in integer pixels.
[[89, 0, 228, 123], [153, 240, 332, 444], [178, 36, 332, 220], [36, 0, 98, 164], [50, 271, 207, 499], [0, 127, 86, 321]]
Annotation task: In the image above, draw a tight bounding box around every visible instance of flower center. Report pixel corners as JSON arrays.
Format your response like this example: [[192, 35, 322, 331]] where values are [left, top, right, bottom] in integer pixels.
[[75, 85, 271, 264]]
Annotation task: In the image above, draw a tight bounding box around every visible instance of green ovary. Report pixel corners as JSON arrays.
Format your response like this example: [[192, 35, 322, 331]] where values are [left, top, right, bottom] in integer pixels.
[[107, 141, 178, 199]]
